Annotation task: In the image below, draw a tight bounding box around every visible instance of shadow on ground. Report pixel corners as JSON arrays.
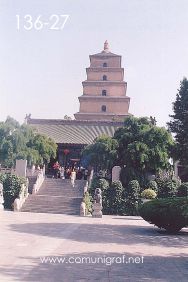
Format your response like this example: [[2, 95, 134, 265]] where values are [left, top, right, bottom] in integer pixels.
[[9, 221, 188, 248]]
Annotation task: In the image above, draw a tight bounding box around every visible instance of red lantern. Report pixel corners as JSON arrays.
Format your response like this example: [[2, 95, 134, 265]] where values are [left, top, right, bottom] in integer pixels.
[[63, 149, 70, 155]]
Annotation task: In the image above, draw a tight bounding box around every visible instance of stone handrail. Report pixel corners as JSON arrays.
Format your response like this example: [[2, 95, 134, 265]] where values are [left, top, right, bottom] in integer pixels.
[[13, 181, 29, 211], [26, 165, 45, 177], [0, 168, 16, 174], [87, 169, 94, 188], [31, 168, 45, 194], [13, 167, 45, 211], [80, 181, 88, 217]]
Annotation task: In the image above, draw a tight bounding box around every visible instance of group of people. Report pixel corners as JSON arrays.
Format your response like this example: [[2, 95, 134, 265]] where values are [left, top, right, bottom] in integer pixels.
[[52, 161, 88, 181]]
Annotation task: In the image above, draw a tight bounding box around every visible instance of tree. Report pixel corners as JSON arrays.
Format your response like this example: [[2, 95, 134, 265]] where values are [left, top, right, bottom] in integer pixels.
[[0, 117, 57, 167], [168, 77, 188, 166], [82, 135, 118, 170], [114, 117, 174, 185]]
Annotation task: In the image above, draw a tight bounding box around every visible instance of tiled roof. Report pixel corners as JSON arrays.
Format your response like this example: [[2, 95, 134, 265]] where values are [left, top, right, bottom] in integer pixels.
[[28, 119, 123, 145], [90, 52, 120, 57]]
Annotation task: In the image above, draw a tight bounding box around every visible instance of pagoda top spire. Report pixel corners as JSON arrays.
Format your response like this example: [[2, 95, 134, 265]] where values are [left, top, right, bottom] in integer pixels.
[[103, 40, 110, 53]]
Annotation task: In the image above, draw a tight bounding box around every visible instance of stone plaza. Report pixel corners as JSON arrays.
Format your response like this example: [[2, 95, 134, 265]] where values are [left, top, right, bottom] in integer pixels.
[[0, 211, 187, 282]]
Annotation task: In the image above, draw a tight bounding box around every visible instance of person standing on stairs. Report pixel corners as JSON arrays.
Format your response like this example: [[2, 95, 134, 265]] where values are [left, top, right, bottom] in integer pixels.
[[60, 166, 65, 179], [70, 169, 76, 187], [53, 161, 60, 178]]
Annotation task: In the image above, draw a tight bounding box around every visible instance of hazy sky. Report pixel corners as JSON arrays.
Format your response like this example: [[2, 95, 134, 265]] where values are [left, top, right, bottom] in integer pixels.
[[0, 0, 188, 126]]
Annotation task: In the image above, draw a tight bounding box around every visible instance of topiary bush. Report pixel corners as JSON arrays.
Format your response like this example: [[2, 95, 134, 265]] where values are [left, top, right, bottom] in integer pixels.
[[89, 176, 99, 197], [158, 179, 178, 198], [0, 173, 26, 209], [155, 173, 180, 198], [147, 180, 158, 192], [105, 180, 124, 215], [141, 189, 157, 199], [82, 192, 92, 215], [124, 180, 141, 216], [177, 182, 188, 197], [98, 178, 110, 191], [127, 180, 140, 199], [139, 197, 188, 233]]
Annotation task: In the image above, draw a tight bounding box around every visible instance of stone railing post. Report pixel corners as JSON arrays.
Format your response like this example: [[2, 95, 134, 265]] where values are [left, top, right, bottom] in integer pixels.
[[112, 166, 121, 182], [0, 183, 4, 211]]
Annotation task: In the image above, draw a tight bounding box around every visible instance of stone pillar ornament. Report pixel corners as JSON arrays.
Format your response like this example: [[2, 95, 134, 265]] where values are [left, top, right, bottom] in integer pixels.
[[92, 188, 103, 218], [0, 183, 4, 210], [103, 40, 110, 52], [16, 159, 27, 177], [112, 166, 121, 182], [80, 202, 86, 217]]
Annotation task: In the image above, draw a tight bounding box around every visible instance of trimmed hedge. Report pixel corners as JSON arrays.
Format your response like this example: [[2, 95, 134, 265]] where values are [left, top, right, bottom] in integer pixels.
[[139, 197, 188, 233], [105, 181, 124, 215], [177, 182, 188, 197], [0, 173, 26, 209], [147, 180, 158, 192], [82, 192, 92, 215]]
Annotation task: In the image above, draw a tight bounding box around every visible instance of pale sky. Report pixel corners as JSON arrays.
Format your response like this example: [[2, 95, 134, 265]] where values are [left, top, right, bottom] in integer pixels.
[[0, 0, 188, 127]]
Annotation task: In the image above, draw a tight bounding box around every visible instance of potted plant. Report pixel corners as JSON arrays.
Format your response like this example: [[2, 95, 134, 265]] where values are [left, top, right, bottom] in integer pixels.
[[141, 188, 157, 203]]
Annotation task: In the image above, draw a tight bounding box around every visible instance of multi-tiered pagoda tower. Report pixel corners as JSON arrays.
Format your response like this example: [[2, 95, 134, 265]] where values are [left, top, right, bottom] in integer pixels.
[[74, 41, 131, 121]]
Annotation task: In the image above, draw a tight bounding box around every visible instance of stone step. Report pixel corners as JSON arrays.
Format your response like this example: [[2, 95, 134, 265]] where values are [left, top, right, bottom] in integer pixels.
[[21, 178, 86, 215], [22, 204, 81, 207], [21, 211, 79, 215]]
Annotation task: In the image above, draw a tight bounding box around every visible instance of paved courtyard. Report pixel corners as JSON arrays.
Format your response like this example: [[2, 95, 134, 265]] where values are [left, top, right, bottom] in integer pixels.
[[0, 211, 187, 282]]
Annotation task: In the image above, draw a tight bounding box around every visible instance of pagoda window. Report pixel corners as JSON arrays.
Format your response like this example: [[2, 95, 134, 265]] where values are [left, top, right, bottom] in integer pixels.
[[103, 62, 107, 67], [101, 105, 106, 112], [102, 90, 107, 96], [103, 75, 107, 81]]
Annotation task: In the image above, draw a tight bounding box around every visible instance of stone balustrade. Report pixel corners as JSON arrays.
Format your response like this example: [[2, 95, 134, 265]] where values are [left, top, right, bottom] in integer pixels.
[[31, 168, 45, 194], [0, 168, 16, 174], [13, 182, 29, 212]]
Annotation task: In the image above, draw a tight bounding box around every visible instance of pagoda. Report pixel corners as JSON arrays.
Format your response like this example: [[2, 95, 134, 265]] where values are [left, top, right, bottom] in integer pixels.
[[74, 41, 131, 121]]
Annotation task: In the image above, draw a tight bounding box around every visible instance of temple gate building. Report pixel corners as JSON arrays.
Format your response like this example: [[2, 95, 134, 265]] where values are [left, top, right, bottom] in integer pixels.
[[27, 41, 131, 167]]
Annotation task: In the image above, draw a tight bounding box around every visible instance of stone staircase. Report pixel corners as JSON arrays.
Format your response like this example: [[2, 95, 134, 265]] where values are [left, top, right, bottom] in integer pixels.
[[21, 178, 85, 215]]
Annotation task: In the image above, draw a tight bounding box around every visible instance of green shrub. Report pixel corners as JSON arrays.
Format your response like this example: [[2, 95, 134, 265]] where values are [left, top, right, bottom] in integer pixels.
[[158, 179, 178, 198], [127, 180, 140, 199], [124, 180, 141, 216], [89, 176, 99, 196], [177, 182, 188, 197], [147, 180, 158, 192], [105, 181, 124, 215], [98, 178, 109, 191], [0, 173, 26, 209], [139, 197, 188, 233], [90, 177, 109, 196], [156, 174, 180, 198], [83, 192, 92, 215], [141, 189, 157, 199]]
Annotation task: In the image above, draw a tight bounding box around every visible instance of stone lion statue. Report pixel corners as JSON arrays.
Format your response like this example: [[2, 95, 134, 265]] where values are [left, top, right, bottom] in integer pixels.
[[94, 188, 102, 205]]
